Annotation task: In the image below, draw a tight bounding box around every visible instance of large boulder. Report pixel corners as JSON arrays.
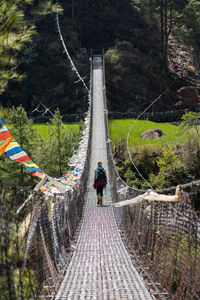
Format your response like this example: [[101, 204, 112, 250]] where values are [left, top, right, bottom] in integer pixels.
[[141, 128, 165, 139], [176, 86, 200, 109]]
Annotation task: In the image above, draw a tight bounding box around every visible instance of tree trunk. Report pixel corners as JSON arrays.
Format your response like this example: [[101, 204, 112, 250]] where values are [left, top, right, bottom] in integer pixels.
[[58, 124, 62, 176]]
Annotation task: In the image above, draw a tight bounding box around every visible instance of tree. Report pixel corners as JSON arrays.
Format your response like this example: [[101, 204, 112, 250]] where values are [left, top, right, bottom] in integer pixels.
[[0, 105, 38, 185], [179, 111, 200, 177], [7, 105, 36, 151], [0, 0, 63, 95], [49, 108, 63, 176], [0, 106, 82, 185], [182, 0, 200, 41], [35, 109, 81, 177], [32, 1, 63, 16], [0, 0, 34, 94], [149, 149, 190, 188], [147, 0, 189, 70], [180, 111, 200, 136]]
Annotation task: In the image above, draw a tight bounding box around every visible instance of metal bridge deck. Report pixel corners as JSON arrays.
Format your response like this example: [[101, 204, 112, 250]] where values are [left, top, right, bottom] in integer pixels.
[[55, 56, 152, 299]]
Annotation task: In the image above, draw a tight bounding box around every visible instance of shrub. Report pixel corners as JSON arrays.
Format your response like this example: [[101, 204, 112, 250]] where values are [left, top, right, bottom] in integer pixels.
[[150, 149, 192, 189]]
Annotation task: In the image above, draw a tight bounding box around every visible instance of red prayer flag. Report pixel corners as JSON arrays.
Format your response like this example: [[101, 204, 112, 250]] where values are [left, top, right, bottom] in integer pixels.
[[32, 171, 44, 178], [0, 131, 12, 141], [16, 155, 32, 163]]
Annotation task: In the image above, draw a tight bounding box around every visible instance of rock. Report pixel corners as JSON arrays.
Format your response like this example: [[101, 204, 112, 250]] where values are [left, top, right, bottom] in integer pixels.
[[141, 128, 165, 139], [176, 86, 200, 109]]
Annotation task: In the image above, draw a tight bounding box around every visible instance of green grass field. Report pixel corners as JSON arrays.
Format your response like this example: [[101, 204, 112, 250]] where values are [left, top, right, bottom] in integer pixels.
[[6, 118, 188, 149], [34, 123, 80, 139], [109, 119, 188, 149], [35, 119, 188, 148]]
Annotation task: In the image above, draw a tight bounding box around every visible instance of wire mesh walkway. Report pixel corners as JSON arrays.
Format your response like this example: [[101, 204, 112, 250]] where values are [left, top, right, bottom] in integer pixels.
[[55, 56, 152, 299]]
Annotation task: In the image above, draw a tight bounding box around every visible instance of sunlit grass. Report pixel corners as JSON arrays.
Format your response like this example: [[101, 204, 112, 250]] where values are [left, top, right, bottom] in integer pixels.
[[33, 123, 80, 139], [109, 119, 188, 149]]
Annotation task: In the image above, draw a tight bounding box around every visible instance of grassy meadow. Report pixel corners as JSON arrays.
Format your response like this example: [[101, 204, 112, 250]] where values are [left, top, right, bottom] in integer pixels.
[[2, 115, 188, 149], [33, 123, 80, 139], [109, 119, 188, 149], [34, 119, 188, 149]]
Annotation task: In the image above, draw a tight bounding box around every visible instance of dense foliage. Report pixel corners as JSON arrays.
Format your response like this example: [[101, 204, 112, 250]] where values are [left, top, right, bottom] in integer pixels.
[[0, 0, 199, 187], [0, 0, 199, 115], [104, 0, 200, 112], [111, 112, 200, 189], [0, 0, 63, 95], [0, 106, 81, 186]]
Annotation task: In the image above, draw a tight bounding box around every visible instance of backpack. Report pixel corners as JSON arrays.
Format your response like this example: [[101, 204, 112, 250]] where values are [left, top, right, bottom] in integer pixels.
[[96, 167, 106, 184]]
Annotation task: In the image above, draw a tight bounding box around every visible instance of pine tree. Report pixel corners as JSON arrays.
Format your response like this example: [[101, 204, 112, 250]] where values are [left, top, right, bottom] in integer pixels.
[[181, 0, 200, 43], [0, 105, 38, 185], [35, 108, 80, 177], [0, 0, 63, 95], [146, 0, 189, 70]]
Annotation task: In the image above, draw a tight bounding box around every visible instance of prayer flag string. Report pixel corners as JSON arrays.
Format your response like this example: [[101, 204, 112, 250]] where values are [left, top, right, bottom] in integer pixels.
[[0, 119, 43, 174]]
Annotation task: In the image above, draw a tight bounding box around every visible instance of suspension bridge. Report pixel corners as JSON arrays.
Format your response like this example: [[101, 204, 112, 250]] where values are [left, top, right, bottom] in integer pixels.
[[0, 51, 200, 300], [0, 38, 200, 300], [54, 55, 152, 299]]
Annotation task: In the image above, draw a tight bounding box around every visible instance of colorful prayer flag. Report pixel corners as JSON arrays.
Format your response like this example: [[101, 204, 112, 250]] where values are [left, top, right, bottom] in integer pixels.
[[0, 119, 13, 155], [0, 119, 43, 177], [32, 171, 44, 178], [5, 139, 43, 173]]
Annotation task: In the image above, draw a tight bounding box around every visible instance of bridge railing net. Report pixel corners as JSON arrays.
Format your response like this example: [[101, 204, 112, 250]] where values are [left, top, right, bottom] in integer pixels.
[[0, 176, 87, 299], [102, 53, 200, 300], [120, 184, 200, 300], [0, 105, 92, 299], [107, 131, 200, 299]]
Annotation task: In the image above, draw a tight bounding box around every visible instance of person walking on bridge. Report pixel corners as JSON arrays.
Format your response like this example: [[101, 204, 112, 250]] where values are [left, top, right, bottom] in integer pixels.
[[93, 161, 107, 206]]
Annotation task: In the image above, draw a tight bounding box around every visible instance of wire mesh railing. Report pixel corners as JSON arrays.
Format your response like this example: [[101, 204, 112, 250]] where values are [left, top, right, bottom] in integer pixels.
[[0, 123, 92, 299], [102, 52, 200, 299], [120, 183, 200, 300], [0, 58, 92, 299], [1, 52, 200, 300], [0, 176, 87, 299]]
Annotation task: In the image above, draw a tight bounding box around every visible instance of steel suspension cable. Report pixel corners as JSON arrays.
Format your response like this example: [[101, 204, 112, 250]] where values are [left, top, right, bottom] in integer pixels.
[[124, 88, 200, 226], [126, 89, 169, 190], [56, 13, 89, 95]]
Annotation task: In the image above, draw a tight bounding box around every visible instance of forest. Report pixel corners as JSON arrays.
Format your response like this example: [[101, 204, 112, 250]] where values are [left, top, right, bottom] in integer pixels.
[[0, 0, 200, 115], [0, 0, 200, 188]]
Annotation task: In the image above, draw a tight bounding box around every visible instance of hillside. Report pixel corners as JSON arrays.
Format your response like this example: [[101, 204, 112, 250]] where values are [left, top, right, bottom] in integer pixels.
[[0, 0, 200, 117]]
